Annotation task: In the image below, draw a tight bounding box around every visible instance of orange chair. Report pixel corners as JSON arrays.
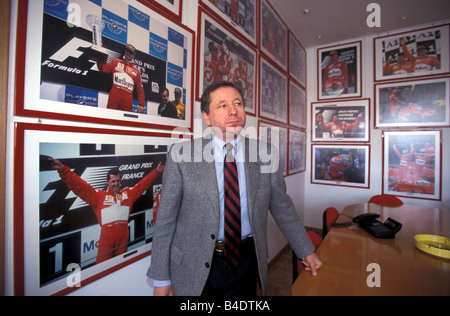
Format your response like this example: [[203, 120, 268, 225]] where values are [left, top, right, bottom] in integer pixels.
[[292, 231, 322, 283], [369, 194, 403, 206], [322, 207, 340, 239]]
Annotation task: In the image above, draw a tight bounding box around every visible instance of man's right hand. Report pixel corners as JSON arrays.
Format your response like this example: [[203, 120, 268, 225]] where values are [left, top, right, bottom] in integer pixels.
[[48, 158, 64, 172]]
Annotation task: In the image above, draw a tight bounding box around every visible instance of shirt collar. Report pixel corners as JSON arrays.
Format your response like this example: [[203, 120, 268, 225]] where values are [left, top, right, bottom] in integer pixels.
[[211, 134, 242, 160]]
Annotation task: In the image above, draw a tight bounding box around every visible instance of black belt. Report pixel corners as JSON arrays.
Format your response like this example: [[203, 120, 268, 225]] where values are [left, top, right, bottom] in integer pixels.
[[214, 237, 254, 253]]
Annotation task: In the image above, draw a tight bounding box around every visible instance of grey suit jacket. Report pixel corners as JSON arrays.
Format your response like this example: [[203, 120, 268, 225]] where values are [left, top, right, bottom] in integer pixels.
[[147, 136, 314, 296]]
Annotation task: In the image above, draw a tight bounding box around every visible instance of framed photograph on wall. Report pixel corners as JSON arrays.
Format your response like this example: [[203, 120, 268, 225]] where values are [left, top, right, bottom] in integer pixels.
[[260, 0, 287, 71], [288, 128, 306, 175], [197, 7, 257, 115], [289, 32, 306, 88], [382, 130, 441, 201], [13, 123, 185, 296], [15, 0, 195, 130], [289, 80, 306, 129], [199, 0, 257, 46], [375, 77, 449, 128], [312, 99, 370, 142], [258, 120, 288, 177], [374, 24, 450, 82], [312, 144, 370, 189], [318, 41, 362, 100], [259, 57, 288, 124], [142, 0, 183, 21]]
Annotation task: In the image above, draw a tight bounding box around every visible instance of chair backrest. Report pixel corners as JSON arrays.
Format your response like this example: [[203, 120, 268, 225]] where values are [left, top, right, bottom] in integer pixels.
[[292, 231, 322, 283], [322, 207, 340, 239], [369, 194, 403, 206], [307, 231, 322, 250]]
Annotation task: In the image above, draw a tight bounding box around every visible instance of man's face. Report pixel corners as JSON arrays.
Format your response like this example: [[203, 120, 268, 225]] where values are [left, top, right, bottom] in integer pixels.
[[202, 86, 246, 142], [124, 49, 135, 62], [417, 48, 427, 57], [161, 90, 169, 104], [107, 174, 121, 194]]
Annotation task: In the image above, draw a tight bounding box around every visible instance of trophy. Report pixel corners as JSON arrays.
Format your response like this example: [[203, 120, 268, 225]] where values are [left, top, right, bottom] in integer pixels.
[[86, 15, 108, 64]]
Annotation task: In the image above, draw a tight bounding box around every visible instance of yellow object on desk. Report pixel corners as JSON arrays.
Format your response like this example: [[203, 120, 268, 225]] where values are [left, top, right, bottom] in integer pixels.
[[414, 234, 450, 259]]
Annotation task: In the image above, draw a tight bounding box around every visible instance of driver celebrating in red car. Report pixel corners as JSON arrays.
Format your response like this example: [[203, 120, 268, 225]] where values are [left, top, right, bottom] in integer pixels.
[[48, 158, 164, 264]]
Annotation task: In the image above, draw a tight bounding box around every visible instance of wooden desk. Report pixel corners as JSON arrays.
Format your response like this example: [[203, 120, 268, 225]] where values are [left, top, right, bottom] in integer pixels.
[[292, 203, 450, 296]]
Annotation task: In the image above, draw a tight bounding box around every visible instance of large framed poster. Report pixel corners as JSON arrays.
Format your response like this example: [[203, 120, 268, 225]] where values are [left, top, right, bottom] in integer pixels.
[[13, 123, 184, 296], [289, 80, 306, 129], [199, 0, 257, 46], [289, 31, 306, 88], [258, 120, 288, 177], [374, 77, 449, 129], [374, 24, 450, 82], [288, 128, 306, 175], [382, 130, 441, 201], [197, 6, 257, 115], [15, 0, 195, 130], [259, 57, 288, 124], [260, 0, 287, 71], [318, 41, 362, 100], [312, 144, 370, 189]]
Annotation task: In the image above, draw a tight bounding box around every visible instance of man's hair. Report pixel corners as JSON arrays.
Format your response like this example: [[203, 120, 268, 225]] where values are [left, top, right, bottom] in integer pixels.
[[200, 81, 245, 115], [107, 168, 121, 181]]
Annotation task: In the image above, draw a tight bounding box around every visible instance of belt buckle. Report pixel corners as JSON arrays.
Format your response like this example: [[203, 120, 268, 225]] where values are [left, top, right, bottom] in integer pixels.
[[215, 240, 225, 253]]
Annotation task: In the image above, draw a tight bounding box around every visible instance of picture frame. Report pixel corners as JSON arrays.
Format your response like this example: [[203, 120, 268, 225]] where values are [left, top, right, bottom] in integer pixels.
[[317, 41, 362, 100], [260, 0, 288, 71], [375, 77, 449, 128], [14, 122, 185, 296], [197, 6, 257, 115], [15, 0, 195, 131], [142, 0, 183, 21], [312, 99, 370, 142], [259, 57, 288, 124], [289, 31, 306, 88], [374, 24, 450, 82], [382, 130, 441, 201], [288, 128, 306, 175], [312, 144, 370, 189], [199, 0, 257, 46], [258, 120, 288, 177], [289, 80, 306, 129]]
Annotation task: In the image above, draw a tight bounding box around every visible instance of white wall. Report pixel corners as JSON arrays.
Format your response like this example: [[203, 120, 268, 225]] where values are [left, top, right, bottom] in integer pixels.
[[303, 21, 450, 230]]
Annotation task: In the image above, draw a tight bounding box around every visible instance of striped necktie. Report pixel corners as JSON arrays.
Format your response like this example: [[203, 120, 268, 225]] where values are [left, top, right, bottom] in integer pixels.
[[224, 143, 241, 271]]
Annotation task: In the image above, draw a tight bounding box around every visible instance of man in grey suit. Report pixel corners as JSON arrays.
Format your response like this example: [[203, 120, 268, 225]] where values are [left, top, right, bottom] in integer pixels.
[[147, 81, 321, 296]]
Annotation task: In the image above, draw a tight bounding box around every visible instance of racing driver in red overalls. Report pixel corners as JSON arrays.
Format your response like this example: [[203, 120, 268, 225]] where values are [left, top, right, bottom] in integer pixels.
[[100, 44, 146, 113], [49, 158, 164, 264]]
